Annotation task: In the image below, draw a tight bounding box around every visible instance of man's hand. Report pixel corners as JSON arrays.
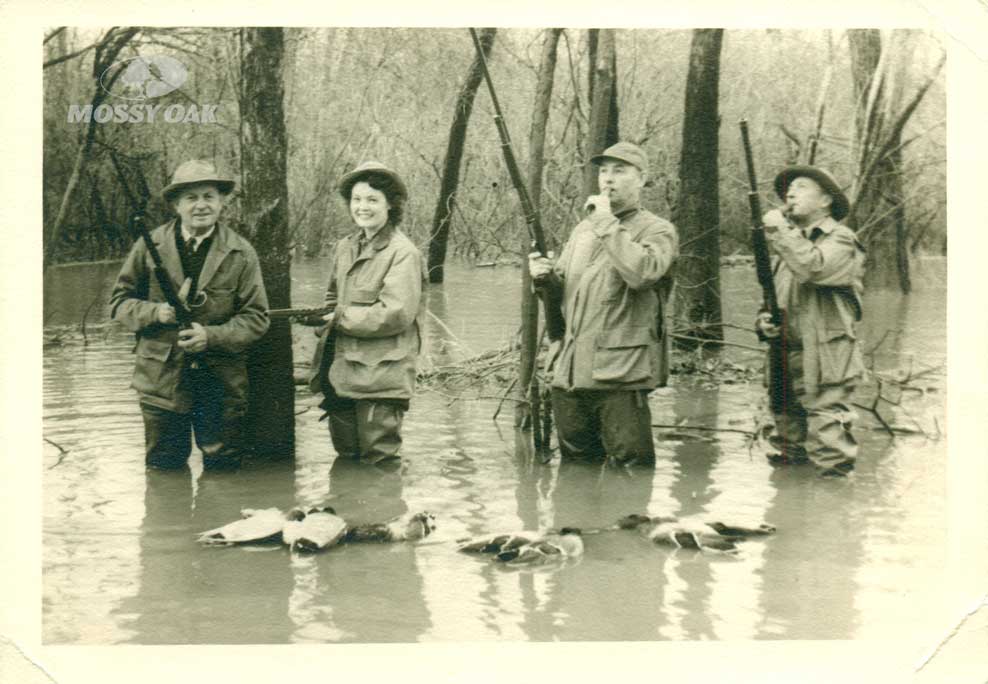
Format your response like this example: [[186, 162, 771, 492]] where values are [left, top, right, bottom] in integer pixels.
[[755, 311, 781, 339], [761, 208, 789, 234], [528, 251, 555, 281], [584, 191, 613, 217], [321, 311, 336, 328], [156, 303, 177, 325], [178, 322, 208, 353]]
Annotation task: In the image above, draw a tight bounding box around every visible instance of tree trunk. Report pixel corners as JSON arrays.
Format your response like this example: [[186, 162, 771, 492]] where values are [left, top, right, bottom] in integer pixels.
[[426, 27, 497, 284], [583, 29, 617, 197], [848, 29, 910, 293], [672, 29, 724, 343], [516, 28, 562, 431], [239, 28, 295, 458]]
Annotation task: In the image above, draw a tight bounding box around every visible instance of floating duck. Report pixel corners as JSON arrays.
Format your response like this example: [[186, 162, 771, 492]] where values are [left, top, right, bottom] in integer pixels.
[[343, 511, 437, 543], [615, 513, 776, 553], [284, 506, 347, 552], [457, 528, 584, 565], [196, 507, 300, 546]]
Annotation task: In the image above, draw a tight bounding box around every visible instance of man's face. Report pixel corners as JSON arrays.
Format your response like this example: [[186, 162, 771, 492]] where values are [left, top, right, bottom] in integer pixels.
[[172, 183, 225, 234], [784, 177, 832, 221], [597, 159, 645, 210]]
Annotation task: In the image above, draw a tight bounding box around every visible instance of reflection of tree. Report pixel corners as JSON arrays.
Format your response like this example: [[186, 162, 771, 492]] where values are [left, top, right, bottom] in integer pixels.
[[122, 464, 297, 643]]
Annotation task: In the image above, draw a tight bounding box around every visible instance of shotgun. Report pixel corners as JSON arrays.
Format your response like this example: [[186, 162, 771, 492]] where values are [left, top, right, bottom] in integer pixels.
[[739, 119, 794, 414], [468, 27, 565, 342]]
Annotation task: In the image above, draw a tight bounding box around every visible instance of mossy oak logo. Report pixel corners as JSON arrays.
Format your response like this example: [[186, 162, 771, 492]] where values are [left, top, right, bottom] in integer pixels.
[[100, 55, 187, 101]]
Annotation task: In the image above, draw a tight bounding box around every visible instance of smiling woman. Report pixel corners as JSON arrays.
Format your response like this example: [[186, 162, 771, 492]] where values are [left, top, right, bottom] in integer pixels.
[[307, 161, 426, 467]]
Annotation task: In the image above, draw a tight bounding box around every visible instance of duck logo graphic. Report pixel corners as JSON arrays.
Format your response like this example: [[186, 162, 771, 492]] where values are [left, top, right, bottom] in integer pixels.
[[100, 55, 188, 101]]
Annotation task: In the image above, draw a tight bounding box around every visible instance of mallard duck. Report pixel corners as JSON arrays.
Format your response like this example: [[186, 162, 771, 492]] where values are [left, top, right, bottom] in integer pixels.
[[343, 511, 436, 543], [495, 528, 584, 565], [284, 506, 347, 552], [456, 530, 542, 554], [196, 507, 299, 546], [615, 513, 775, 553]]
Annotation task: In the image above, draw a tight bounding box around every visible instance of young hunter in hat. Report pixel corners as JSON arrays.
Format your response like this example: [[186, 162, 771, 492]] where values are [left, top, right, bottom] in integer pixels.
[[528, 142, 679, 466], [109, 160, 270, 471], [756, 165, 866, 478], [307, 161, 426, 467]]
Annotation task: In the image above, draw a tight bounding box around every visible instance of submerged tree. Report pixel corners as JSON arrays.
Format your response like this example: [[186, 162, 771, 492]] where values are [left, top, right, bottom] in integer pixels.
[[583, 28, 618, 197], [427, 27, 497, 284], [672, 28, 724, 343], [239, 27, 295, 457]]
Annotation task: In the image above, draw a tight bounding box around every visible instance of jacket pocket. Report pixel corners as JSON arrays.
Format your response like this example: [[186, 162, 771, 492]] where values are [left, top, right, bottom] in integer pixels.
[[200, 286, 236, 323], [132, 337, 179, 399], [350, 287, 381, 305], [818, 328, 861, 386], [592, 326, 654, 383], [334, 334, 411, 395], [341, 334, 408, 365]]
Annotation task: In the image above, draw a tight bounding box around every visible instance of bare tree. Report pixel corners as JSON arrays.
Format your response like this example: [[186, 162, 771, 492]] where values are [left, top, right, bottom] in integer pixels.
[[239, 27, 295, 457], [583, 29, 617, 197], [672, 29, 724, 343], [517, 28, 562, 433], [426, 28, 497, 284]]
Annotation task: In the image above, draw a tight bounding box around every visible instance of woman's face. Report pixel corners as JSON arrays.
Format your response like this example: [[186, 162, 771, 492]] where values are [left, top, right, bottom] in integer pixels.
[[349, 181, 391, 233]]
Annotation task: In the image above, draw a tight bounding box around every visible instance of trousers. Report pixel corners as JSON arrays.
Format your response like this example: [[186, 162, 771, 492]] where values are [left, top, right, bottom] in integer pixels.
[[140, 388, 245, 471], [550, 388, 656, 466], [326, 398, 407, 466]]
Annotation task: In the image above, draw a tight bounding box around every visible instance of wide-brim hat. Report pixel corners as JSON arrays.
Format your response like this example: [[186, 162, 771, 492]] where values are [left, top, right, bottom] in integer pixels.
[[589, 141, 649, 176], [161, 159, 235, 202], [773, 165, 850, 221], [338, 161, 407, 201]]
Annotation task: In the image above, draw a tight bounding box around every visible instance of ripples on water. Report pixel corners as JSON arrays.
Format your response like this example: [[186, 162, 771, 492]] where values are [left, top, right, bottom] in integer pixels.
[[43, 259, 948, 644]]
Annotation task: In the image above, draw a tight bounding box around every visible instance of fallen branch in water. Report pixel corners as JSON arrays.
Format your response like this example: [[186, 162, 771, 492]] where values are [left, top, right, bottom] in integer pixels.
[[45, 437, 70, 469], [651, 423, 755, 437]]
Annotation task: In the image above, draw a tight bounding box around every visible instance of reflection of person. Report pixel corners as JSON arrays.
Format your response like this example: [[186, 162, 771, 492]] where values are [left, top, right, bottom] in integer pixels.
[[755, 166, 866, 477], [528, 142, 678, 465], [109, 160, 269, 471], [308, 162, 425, 466]]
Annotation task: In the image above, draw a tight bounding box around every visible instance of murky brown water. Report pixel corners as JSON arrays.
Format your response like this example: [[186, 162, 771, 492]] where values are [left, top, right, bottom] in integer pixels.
[[43, 258, 947, 644]]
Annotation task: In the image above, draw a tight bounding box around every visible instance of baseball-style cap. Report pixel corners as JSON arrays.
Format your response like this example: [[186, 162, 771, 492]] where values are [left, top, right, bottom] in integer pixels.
[[338, 161, 408, 201], [589, 141, 649, 176]]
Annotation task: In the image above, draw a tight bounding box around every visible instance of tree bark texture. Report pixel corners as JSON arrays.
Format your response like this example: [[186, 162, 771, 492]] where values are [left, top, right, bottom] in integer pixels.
[[426, 27, 497, 284], [583, 29, 617, 197], [516, 28, 562, 431], [239, 27, 295, 457], [672, 29, 724, 342]]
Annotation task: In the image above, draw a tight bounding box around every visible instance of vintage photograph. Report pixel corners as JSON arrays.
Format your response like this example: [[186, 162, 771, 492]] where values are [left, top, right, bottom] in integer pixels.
[[24, 13, 982, 678]]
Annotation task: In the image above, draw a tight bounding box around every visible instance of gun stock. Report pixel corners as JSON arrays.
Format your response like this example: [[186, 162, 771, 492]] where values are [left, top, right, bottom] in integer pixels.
[[739, 119, 794, 415]]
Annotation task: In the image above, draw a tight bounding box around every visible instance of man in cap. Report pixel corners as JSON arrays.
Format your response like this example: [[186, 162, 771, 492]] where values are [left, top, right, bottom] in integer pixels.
[[109, 160, 269, 471], [529, 142, 679, 466], [756, 165, 866, 477]]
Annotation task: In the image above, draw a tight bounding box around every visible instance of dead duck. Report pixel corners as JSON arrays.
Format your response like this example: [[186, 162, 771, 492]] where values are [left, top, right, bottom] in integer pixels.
[[284, 506, 347, 552], [196, 507, 302, 546], [616, 513, 775, 553], [343, 511, 437, 543], [457, 528, 584, 565]]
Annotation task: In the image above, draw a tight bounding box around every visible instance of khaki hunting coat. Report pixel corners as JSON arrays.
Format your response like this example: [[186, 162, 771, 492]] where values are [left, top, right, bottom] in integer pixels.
[[109, 220, 270, 414]]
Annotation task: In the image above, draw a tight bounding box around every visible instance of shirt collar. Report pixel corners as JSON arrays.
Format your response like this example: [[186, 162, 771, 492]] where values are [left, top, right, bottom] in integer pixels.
[[181, 223, 216, 251], [801, 215, 839, 241]]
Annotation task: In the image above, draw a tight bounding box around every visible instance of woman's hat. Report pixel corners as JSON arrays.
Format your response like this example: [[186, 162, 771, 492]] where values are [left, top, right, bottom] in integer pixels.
[[338, 161, 407, 201], [161, 159, 235, 202]]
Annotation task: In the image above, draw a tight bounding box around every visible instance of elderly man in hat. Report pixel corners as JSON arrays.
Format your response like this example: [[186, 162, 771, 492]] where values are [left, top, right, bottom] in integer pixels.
[[308, 161, 426, 467], [529, 142, 679, 466], [756, 165, 866, 477], [109, 160, 269, 471]]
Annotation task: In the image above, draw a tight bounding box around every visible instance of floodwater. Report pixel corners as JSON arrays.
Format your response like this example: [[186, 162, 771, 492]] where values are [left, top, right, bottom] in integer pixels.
[[42, 258, 948, 644]]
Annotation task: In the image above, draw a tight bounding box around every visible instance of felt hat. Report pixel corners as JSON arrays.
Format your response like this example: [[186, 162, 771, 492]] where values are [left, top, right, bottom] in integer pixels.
[[773, 165, 850, 221], [338, 161, 408, 201], [161, 159, 235, 203]]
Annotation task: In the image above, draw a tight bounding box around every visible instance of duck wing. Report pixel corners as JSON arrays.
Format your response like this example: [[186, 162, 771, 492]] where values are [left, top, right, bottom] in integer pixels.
[[292, 511, 347, 552], [704, 521, 776, 537], [197, 508, 286, 545]]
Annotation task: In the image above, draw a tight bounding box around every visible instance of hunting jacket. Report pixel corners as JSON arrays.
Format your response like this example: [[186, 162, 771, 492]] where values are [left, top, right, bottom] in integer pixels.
[[546, 205, 679, 392], [309, 224, 426, 401], [769, 215, 867, 394], [109, 220, 270, 413]]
